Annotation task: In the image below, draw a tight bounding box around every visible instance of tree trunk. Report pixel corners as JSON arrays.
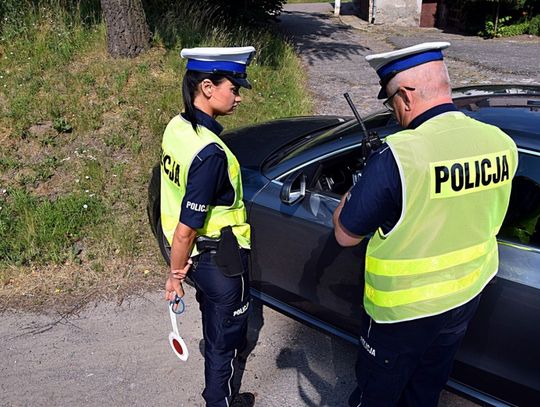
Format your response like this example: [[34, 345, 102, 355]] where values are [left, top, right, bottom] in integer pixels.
[[494, 0, 500, 37], [100, 0, 151, 58]]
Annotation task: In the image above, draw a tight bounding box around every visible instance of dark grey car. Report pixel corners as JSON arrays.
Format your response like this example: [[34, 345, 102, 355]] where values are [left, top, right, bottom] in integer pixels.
[[148, 85, 540, 406]]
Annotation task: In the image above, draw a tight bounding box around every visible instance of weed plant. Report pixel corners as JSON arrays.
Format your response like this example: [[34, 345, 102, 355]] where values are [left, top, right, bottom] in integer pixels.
[[0, 0, 311, 310]]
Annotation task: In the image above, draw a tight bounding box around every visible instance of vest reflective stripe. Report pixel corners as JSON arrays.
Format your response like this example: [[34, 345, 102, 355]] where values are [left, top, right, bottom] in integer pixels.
[[160, 115, 250, 255], [366, 239, 495, 277], [366, 267, 482, 308], [364, 112, 518, 323]]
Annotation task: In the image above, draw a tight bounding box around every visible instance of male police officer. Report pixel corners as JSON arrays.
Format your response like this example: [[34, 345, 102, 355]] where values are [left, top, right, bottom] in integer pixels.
[[332, 42, 518, 406]]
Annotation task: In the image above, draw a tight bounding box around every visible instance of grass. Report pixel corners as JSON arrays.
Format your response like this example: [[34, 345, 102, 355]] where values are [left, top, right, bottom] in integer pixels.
[[0, 190, 105, 265], [0, 0, 312, 312]]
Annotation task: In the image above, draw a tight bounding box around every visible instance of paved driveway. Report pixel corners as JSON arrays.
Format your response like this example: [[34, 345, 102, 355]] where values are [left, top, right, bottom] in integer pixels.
[[280, 2, 540, 116]]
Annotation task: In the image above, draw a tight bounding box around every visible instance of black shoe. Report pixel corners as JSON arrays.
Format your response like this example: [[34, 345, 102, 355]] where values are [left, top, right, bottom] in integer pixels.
[[230, 392, 255, 407]]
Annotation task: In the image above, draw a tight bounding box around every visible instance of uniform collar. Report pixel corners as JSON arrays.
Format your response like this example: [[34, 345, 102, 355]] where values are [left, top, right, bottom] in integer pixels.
[[182, 108, 224, 135], [407, 103, 458, 130]]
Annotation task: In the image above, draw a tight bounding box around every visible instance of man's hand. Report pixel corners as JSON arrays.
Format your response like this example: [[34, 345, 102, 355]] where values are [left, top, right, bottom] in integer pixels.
[[165, 276, 185, 301], [333, 190, 363, 247], [332, 191, 349, 229]]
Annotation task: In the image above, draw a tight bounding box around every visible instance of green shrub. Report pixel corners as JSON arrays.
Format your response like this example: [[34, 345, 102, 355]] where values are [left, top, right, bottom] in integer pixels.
[[479, 15, 513, 37], [498, 20, 529, 36], [200, 0, 285, 26], [526, 14, 540, 35], [479, 12, 540, 37], [143, 0, 285, 28], [463, 0, 540, 35]]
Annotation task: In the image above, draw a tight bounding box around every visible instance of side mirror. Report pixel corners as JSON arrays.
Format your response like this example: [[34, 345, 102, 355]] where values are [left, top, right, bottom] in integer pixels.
[[280, 172, 306, 205]]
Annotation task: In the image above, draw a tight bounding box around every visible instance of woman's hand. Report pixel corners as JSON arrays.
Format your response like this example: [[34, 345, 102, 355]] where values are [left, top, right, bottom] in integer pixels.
[[170, 258, 193, 281], [165, 259, 192, 301], [165, 276, 185, 301]]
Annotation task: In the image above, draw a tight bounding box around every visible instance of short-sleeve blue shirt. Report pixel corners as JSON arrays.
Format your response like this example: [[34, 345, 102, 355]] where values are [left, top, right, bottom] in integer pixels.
[[179, 109, 234, 229], [339, 103, 458, 236]]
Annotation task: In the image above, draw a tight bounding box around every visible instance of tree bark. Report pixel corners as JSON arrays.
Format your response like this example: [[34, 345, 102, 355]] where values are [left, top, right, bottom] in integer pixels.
[[100, 0, 151, 58], [494, 0, 500, 37]]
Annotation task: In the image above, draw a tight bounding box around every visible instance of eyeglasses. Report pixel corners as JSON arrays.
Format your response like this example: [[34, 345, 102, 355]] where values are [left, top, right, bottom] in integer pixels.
[[168, 295, 189, 362], [383, 86, 416, 112]]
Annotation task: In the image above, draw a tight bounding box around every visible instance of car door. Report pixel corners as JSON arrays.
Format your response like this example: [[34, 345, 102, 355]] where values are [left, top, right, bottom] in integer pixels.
[[248, 147, 366, 337], [452, 150, 540, 405]]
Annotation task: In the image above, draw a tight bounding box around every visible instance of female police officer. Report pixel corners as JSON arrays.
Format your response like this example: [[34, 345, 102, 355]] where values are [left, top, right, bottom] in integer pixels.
[[161, 47, 256, 407]]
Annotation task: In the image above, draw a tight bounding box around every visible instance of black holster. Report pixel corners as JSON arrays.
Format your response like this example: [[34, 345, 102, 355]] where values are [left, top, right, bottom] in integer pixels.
[[213, 226, 246, 277]]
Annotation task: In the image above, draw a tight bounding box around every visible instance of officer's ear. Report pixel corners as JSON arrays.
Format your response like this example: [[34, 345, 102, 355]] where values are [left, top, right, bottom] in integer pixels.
[[400, 87, 414, 111], [199, 79, 213, 98]]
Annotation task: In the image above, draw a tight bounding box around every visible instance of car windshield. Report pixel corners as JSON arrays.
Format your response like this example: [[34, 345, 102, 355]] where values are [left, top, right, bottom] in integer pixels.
[[266, 92, 540, 173], [266, 111, 395, 168]]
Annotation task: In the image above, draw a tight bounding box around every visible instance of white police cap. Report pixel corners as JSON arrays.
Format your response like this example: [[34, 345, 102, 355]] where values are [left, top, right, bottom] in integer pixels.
[[365, 42, 451, 99], [180, 46, 256, 89]]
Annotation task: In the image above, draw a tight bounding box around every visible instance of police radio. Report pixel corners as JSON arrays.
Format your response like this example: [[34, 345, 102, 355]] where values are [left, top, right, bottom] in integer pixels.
[[344, 93, 382, 184]]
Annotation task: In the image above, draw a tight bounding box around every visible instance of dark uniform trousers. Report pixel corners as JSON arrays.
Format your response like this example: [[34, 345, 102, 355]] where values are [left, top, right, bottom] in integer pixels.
[[348, 295, 482, 407], [189, 249, 251, 407]]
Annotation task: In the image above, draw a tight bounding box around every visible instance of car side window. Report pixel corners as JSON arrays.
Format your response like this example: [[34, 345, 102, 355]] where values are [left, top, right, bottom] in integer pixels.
[[499, 152, 540, 248], [304, 148, 540, 248], [307, 148, 363, 197]]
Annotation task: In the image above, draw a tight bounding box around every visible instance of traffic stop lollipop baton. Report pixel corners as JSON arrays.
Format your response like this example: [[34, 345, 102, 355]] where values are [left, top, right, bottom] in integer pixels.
[[168, 294, 189, 361]]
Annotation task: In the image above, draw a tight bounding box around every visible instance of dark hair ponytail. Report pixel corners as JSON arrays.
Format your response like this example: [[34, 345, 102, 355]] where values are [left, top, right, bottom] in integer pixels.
[[182, 71, 228, 132]]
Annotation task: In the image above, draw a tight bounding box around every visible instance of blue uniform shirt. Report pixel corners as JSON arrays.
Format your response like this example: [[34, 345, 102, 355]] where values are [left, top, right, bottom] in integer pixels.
[[179, 109, 234, 229], [340, 103, 458, 236]]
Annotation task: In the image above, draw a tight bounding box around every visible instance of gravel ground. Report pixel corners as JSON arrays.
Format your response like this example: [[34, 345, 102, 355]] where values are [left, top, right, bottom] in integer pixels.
[[0, 289, 475, 407], [2, 3, 538, 407]]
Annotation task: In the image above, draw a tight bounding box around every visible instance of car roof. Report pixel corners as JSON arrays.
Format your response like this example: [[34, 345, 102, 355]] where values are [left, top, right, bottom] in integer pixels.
[[265, 86, 540, 179], [452, 86, 540, 153]]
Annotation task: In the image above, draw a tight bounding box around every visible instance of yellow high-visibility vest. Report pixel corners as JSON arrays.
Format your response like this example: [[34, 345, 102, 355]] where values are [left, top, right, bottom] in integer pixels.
[[160, 115, 250, 255], [365, 111, 518, 323]]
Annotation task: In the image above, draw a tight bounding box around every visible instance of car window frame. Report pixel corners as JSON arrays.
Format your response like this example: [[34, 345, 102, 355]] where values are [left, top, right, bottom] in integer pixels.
[[497, 147, 540, 251]]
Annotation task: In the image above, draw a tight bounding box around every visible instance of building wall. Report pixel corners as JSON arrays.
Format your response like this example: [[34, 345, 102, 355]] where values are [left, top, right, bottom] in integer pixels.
[[373, 0, 421, 26], [354, 0, 423, 27]]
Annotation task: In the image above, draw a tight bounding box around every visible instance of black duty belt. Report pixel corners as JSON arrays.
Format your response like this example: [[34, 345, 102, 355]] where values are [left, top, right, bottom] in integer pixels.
[[195, 236, 220, 252]]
